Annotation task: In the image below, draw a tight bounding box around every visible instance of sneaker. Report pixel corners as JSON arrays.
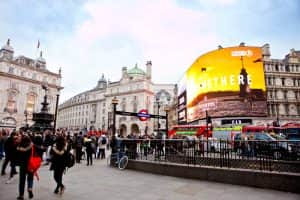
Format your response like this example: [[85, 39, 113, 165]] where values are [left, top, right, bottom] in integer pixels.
[[16, 196, 24, 200], [28, 190, 33, 199], [6, 178, 13, 184]]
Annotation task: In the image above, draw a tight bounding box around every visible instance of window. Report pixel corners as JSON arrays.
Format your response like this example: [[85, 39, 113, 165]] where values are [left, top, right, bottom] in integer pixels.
[[285, 65, 290, 72], [282, 78, 285, 86], [275, 64, 279, 71], [269, 91, 273, 99], [5, 90, 18, 113], [26, 94, 36, 114], [133, 103, 137, 112], [8, 67, 14, 74], [43, 76, 47, 83], [21, 71, 26, 77], [267, 77, 271, 85], [283, 91, 287, 99], [122, 103, 126, 111]]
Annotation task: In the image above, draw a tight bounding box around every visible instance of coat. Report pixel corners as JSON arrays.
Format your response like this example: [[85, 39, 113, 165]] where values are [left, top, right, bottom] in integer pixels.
[[50, 146, 68, 171]]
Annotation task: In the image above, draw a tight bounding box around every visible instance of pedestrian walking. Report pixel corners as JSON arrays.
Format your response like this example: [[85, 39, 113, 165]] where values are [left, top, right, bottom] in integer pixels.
[[97, 134, 107, 159], [84, 136, 94, 166], [74, 132, 84, 163], [16, 134, 44, 200], [50, 135, 68, 195], [1, 131, 18, 183]]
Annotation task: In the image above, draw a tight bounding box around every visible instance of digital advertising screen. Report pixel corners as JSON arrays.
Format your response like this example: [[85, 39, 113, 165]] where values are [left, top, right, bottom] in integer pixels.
[[180, 46, 267, 122]]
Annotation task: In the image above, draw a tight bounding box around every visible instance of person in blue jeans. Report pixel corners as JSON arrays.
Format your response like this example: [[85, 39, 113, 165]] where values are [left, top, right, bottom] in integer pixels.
[[16, 134, 44, 200]]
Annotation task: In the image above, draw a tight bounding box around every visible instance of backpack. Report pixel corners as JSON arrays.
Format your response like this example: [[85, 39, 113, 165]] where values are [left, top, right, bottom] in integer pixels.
[[65, 152, 75, 168], [27, 146, 42, 180], [101, 137, 107, 145]]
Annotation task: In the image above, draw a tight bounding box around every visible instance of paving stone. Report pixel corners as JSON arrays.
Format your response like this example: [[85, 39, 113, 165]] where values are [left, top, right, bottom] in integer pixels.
[[0, 159, 299, 200]]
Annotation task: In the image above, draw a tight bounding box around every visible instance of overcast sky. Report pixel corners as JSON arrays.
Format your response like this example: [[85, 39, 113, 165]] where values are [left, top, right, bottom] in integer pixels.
[[1, 0, 299, 103]]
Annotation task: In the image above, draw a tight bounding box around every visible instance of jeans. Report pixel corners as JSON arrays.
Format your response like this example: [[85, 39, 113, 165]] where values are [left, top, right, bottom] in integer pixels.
[[99, 148, 105, 159], [19, 165, 33, 197]]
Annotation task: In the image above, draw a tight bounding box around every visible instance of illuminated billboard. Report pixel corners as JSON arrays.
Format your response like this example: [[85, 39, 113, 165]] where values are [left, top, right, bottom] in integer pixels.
[[178, 46, 267, 123]]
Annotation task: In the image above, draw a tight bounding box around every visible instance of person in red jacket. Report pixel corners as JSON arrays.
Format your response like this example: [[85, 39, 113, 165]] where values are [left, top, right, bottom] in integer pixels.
[[16, 134, 44, 200]]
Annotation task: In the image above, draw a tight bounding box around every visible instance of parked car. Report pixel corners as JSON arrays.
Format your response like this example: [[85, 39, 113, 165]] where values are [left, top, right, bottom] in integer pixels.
[[233, 132, 294, 160]]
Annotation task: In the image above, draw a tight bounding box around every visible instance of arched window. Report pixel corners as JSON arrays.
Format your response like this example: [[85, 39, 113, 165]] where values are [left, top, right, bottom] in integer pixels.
[[5, 90, 18, 113], [26, 93, 36, 114]]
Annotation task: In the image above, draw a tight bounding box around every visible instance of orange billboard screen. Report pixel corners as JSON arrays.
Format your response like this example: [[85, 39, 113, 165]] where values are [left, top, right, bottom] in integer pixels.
[[184, 46, 267, 122]]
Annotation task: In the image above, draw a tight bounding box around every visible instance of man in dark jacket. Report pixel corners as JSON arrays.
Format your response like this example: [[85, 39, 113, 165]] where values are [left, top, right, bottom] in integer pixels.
[[74, 132, 84, 163], [1, 131, 18, 178]]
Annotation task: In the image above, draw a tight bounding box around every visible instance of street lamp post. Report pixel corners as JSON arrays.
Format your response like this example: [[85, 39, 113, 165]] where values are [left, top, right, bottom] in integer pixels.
[[53, 92, 60, 133], [156, 98, 160, 134], [111, 97, 118, 137], [165, 107, 170, 139]]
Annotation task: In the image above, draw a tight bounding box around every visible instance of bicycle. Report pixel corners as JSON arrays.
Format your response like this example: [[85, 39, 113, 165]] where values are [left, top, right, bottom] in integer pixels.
[[107, 151, 129, 170]]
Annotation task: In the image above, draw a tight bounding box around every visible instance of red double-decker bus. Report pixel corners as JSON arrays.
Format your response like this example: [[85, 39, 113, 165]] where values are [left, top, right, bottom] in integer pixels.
[[168, 125, 212, 138]]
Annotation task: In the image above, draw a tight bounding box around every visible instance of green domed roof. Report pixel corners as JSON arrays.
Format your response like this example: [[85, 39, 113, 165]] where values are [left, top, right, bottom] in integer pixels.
[[127, 64, 146, 76]]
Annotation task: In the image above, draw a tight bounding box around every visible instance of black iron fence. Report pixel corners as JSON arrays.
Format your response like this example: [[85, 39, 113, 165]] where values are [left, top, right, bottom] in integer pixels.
[[118, 138, 300, 173]]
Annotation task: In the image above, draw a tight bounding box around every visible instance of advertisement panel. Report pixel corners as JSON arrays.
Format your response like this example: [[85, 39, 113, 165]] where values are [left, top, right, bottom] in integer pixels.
[[181, 46, 267, 122]]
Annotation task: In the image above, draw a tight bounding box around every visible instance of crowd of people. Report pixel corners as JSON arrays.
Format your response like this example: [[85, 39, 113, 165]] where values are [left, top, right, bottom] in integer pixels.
[[0, 128, 109, 200]]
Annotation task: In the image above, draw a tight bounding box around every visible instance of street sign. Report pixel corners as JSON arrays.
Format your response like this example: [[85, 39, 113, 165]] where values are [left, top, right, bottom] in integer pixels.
[[115, 110, 166, 119], [137, 109, 149, 121]]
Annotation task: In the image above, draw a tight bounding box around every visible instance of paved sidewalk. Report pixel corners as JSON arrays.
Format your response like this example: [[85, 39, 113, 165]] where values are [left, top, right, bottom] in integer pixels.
[[0, 158, 299, 200]]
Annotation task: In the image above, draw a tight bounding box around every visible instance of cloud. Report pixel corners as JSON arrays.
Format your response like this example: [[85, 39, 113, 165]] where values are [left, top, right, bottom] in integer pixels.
[[72, 0, 218, 83], [1, 0, 299, 103]]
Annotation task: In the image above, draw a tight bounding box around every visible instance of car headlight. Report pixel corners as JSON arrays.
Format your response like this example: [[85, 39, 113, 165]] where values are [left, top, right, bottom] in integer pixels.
[[287, 145, 292, 152]]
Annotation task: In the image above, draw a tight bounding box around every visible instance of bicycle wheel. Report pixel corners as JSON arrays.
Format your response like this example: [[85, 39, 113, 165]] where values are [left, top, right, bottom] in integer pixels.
[[107, 155, 111, 166], [118, 156, 128, 170]]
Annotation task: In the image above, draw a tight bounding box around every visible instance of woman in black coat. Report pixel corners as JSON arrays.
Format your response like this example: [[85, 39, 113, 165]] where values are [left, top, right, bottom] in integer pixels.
[[50, 135, 68, 194], [16, 134, 44, 200]]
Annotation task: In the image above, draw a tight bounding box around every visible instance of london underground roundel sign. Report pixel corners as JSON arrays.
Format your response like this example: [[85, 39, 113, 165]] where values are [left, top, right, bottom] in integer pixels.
[[137, 109, 150, 121]]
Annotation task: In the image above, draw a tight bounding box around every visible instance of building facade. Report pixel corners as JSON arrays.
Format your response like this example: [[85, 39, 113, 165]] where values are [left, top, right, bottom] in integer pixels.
[[57, 61, 176, 136], [0, 39, 62, 129], [262, 44, 300, 125]]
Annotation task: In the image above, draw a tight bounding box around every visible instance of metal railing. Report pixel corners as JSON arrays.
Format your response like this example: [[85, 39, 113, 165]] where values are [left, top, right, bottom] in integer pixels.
[[117, 139, 300, 173]]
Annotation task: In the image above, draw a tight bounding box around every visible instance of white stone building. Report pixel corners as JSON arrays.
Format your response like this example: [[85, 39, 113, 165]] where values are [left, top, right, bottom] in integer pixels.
[[262, 44, 300, 125], [57, 61, 176, 136], [0, 39, 62, 129]]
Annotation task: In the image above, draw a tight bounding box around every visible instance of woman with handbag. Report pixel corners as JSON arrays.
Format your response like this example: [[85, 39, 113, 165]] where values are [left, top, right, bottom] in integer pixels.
[[16, 134, 44, 200], [50, 135, 68, 195]]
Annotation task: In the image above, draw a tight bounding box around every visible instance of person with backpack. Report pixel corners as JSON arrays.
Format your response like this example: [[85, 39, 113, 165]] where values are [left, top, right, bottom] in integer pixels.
[[84, 136, 94, 166], [97, 134, 107, 159], [16, 134, 44, 200], [50, 135, 69, 195]]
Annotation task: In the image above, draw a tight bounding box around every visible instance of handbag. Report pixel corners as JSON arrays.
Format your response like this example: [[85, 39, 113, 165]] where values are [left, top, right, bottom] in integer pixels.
[[28, 146, 42, 180]]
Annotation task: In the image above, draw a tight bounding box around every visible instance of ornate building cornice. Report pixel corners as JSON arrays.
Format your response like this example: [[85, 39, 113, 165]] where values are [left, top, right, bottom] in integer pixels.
[[0, 72, 63, 90]]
